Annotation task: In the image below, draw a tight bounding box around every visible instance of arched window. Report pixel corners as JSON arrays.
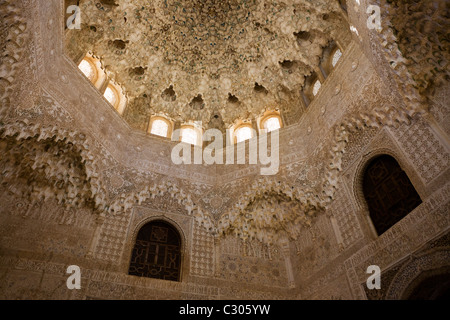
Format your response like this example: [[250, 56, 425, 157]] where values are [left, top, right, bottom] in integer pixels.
[[301, 71, 323, 106], [151, 119, 169, 137], [363, 155, 422, 235], [259, 110, 283, 133], [312, 80, 322, 96], [317, 41, 343, 80], [263, 117, 281, 132], [234, 124, 254, 143], [128, 220, 182, 281], [332, 48, 342, 68], [149, 116, 172, 138], [103, 82, 127, 114], [77, 53, 107, 89], [78, 59, 96, 82], [104, 85, 117, 106], [77, 53, 127, 114], [180, 125, 199, 145]]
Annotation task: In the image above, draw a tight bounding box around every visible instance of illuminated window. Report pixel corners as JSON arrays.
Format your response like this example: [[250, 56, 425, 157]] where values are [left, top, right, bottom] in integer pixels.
[[77, 54, 104, 87], [77, 53, 127, 114], [181, 127, 198, 145], [148, 116, 173, 138], [78, 59, 95, 81], [263, 116, 281, 132], [259, 110, 283, 134], [104, 85, 117, 106], [332, 49, 342, 67], [151, 119, 169, 138], [235, 126, 253, 143], [312, 80, 322, 96]]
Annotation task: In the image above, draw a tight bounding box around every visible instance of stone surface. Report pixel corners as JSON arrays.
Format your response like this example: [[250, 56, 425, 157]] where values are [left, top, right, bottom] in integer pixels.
[[0, 0, 448, 300]]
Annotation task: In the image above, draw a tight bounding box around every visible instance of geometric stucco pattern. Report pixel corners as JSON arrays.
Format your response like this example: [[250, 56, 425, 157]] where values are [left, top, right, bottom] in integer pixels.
[[2, 0, 442, 248], [390, 118, 450, 185], [0, 0, 449, 300]]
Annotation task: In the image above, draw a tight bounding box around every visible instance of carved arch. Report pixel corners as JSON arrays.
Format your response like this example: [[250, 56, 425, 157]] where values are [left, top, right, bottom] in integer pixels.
[[125, 215, 188, 282], [352, 148, 418, 211], [385, 248, 450, 300]]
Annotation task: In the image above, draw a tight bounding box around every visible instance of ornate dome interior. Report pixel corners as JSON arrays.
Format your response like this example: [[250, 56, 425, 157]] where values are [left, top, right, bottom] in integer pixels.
[[0, 0, 449, 301], [65, 0, 351, 130]]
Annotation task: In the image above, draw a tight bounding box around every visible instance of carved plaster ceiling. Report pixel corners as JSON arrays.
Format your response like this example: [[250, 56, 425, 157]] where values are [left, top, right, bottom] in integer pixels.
[[1, 0, 438, 245], [65, 0, 349, 128]]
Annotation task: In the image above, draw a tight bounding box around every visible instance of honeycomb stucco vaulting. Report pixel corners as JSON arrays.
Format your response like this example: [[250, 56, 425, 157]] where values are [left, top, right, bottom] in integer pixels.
[[1, 0, 444, 245], [0, 0, 449, 300], [65, 0, 352, 128]]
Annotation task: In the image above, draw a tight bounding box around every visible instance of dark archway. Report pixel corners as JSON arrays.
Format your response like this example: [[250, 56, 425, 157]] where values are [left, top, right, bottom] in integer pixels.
[[363, 155, 422, 235], [406, 272, 450, 300], [128, 220, 182, 281]]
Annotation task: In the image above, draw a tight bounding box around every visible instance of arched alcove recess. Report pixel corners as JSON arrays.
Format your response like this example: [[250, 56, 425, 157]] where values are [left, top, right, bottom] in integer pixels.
[[362, 154, 422, 235], [352, 148, 424, 237], [0, 122, 105, 212], [124, 215, 189, 282], [404, 269, 450, 300], [385, 248, 450, 300]]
